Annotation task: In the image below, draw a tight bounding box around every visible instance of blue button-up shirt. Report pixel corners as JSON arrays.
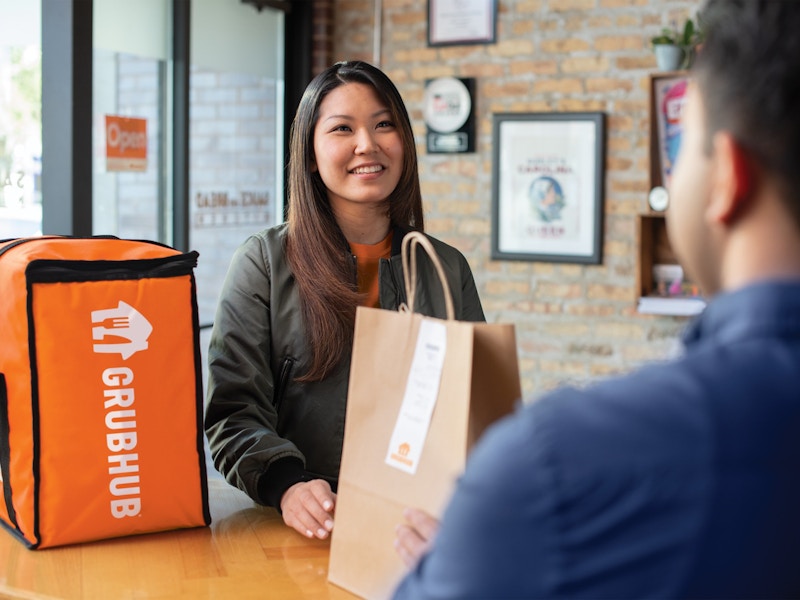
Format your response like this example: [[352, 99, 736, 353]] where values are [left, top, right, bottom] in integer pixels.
[[394, 281, 800, 599]]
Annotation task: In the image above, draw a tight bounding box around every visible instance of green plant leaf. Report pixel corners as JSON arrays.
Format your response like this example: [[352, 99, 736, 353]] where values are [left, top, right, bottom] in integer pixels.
[[681, 19, 695, 46]]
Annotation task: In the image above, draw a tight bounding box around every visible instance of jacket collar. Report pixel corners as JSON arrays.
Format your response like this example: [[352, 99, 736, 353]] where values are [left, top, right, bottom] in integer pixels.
[[682, 280, 800, 349], [390, 224, 416, 257]]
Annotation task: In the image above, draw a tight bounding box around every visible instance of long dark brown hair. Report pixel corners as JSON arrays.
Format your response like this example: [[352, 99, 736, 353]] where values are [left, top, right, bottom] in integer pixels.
[[286, 61, 424, 381]]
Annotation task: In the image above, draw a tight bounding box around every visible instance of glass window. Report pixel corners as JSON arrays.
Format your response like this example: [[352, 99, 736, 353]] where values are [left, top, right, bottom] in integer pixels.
[[189, 0, 285, 328], [92, 0, 172, 241], [0, 0, 42, 238]]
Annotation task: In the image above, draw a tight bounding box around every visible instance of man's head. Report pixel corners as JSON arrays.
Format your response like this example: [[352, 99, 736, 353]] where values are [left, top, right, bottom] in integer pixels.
[[668, 0, 800, 296]]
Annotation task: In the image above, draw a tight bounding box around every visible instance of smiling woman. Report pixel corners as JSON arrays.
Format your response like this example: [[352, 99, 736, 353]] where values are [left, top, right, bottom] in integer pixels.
[[204, 60, 486, 542], [311, 81, 403, 238]]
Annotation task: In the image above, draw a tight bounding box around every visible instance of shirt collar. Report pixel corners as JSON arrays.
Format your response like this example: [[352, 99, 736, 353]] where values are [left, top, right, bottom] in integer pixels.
[[682, 280, 800, 348]]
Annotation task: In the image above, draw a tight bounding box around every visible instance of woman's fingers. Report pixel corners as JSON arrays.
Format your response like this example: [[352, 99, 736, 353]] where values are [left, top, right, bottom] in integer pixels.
[[280, 480, 336, 539]]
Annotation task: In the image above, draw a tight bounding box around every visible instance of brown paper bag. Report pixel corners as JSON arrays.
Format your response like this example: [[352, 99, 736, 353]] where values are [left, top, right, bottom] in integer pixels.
[[328, 232, 521, 600]]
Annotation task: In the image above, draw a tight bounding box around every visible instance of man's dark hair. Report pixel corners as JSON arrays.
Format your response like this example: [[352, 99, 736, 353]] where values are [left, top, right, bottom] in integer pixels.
[[694, 0, 800, 226]]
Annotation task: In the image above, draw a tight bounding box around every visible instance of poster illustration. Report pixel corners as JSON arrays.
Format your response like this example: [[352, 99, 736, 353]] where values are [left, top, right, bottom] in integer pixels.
[[653, 76, 688, 187], [491, 114, 604, 264]]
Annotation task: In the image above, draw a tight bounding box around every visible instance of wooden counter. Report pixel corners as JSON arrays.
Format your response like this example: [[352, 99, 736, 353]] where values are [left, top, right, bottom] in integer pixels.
[[0, 477, 358, 599]]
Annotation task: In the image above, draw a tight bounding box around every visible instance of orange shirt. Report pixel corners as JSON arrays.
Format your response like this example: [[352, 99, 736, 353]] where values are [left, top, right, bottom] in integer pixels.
[[350, 230, 393, 308]]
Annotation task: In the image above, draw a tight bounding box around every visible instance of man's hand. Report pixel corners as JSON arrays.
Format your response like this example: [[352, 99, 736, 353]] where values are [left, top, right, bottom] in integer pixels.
[[394, 507, 440, 568], [280, 479, 336, 539]]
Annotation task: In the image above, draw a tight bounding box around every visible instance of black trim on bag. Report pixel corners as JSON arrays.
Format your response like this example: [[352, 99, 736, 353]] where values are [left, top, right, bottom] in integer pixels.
[[0, 238, 34, 257], [0, 236, 182, 261], [26, 276, 43, 548], [0, 373, 21, 535], [25, 251, 199, 284], [0, 517, 34, 548], [0, 235, 125, 259], [0, 237, 61, 257], [189, 272, 212, 526]]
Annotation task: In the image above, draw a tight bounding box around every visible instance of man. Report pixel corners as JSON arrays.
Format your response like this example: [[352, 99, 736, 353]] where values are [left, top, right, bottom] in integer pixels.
[[393, 1, 800, 597]]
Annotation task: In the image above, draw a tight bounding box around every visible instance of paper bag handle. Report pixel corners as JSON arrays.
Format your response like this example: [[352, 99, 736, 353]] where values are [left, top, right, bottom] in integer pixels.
[[401, 231, 455, 321]]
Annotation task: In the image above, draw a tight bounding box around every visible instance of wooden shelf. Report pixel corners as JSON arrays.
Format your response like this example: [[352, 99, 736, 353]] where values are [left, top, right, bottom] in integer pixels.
[[636, 212, 705, 316], [638, 295, 706, 316], [637, 213, 672, 299], [636, 72, 706, 317]]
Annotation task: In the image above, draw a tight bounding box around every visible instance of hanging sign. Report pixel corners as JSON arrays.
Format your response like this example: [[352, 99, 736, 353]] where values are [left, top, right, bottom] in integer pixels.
[[105, 115, 148, 172]]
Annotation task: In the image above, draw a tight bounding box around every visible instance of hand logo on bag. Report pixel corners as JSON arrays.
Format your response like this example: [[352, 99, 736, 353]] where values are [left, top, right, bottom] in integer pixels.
[[91, 301, 153, 360]]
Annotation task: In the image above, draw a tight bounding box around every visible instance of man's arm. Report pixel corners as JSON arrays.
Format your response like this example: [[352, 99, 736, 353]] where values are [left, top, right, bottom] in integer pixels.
[[392, 404, 558, 599]]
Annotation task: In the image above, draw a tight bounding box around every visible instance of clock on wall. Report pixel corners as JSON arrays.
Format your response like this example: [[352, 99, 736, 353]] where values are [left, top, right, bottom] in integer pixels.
[[648, 186, 670, 212], [423, 77, 476, 154]]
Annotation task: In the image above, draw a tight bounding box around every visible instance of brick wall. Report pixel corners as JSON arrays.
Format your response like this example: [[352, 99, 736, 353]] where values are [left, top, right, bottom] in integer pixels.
[[312, 0, 334, 75], [331, 0, 701, 397]]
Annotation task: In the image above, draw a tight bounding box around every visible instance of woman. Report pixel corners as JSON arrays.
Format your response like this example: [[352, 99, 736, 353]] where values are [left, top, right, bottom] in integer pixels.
[[204, 61, 485, 541]]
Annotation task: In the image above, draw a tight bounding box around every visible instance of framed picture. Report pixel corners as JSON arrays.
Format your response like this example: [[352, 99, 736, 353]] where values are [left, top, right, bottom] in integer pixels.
[[427, 0, 497, 47], [649, 72, 688, 189], [491, 112, 606, 264]]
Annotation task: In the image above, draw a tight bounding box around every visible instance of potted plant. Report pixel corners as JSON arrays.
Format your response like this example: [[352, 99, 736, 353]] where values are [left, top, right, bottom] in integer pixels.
[[651, 17, 702, 71]]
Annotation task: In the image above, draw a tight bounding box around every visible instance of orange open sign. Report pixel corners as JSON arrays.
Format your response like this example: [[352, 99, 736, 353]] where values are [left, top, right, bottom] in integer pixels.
[[105, 115, 147, 172]]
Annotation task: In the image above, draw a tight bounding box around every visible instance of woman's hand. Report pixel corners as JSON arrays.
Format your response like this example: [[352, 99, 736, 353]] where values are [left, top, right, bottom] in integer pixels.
[[280, 480, 336, 539], [394, 508, 440, 568]]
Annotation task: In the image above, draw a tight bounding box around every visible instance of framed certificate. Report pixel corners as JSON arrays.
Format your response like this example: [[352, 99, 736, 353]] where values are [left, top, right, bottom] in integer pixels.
[[427, 0, 497, 47]]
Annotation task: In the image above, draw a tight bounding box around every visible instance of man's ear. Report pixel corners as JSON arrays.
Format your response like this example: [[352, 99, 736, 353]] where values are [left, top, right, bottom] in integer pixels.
[[707, 132, 754, 225]]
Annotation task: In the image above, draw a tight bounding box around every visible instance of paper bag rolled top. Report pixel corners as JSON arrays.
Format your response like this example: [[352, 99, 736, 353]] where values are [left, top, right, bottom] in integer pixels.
[[328, 231, 521, 599]]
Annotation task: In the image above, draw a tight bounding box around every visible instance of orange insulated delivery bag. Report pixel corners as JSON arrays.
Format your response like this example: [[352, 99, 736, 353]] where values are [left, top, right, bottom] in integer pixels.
[[0, 236, 210, 548]]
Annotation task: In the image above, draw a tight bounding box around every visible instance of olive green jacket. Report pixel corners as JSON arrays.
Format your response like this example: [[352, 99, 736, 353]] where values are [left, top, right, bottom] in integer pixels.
[[204, 223, 485, 507]]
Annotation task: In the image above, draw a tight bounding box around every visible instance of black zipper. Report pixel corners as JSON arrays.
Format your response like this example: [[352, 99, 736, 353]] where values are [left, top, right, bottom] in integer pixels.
[[25, 251, 199, 283], [273, 357, 295, 414], [350, 254, 358, 285], [384, 255, 407, 307]]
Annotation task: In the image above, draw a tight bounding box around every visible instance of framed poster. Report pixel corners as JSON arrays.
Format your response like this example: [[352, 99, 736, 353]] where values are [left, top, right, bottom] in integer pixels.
[[650, 73, 688, 188], [427, 0, 497, 47], [491, 112, 606, 264]]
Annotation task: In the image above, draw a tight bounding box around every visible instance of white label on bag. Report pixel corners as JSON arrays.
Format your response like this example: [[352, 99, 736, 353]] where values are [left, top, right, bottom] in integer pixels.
[[385, 320, 447, 474]]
